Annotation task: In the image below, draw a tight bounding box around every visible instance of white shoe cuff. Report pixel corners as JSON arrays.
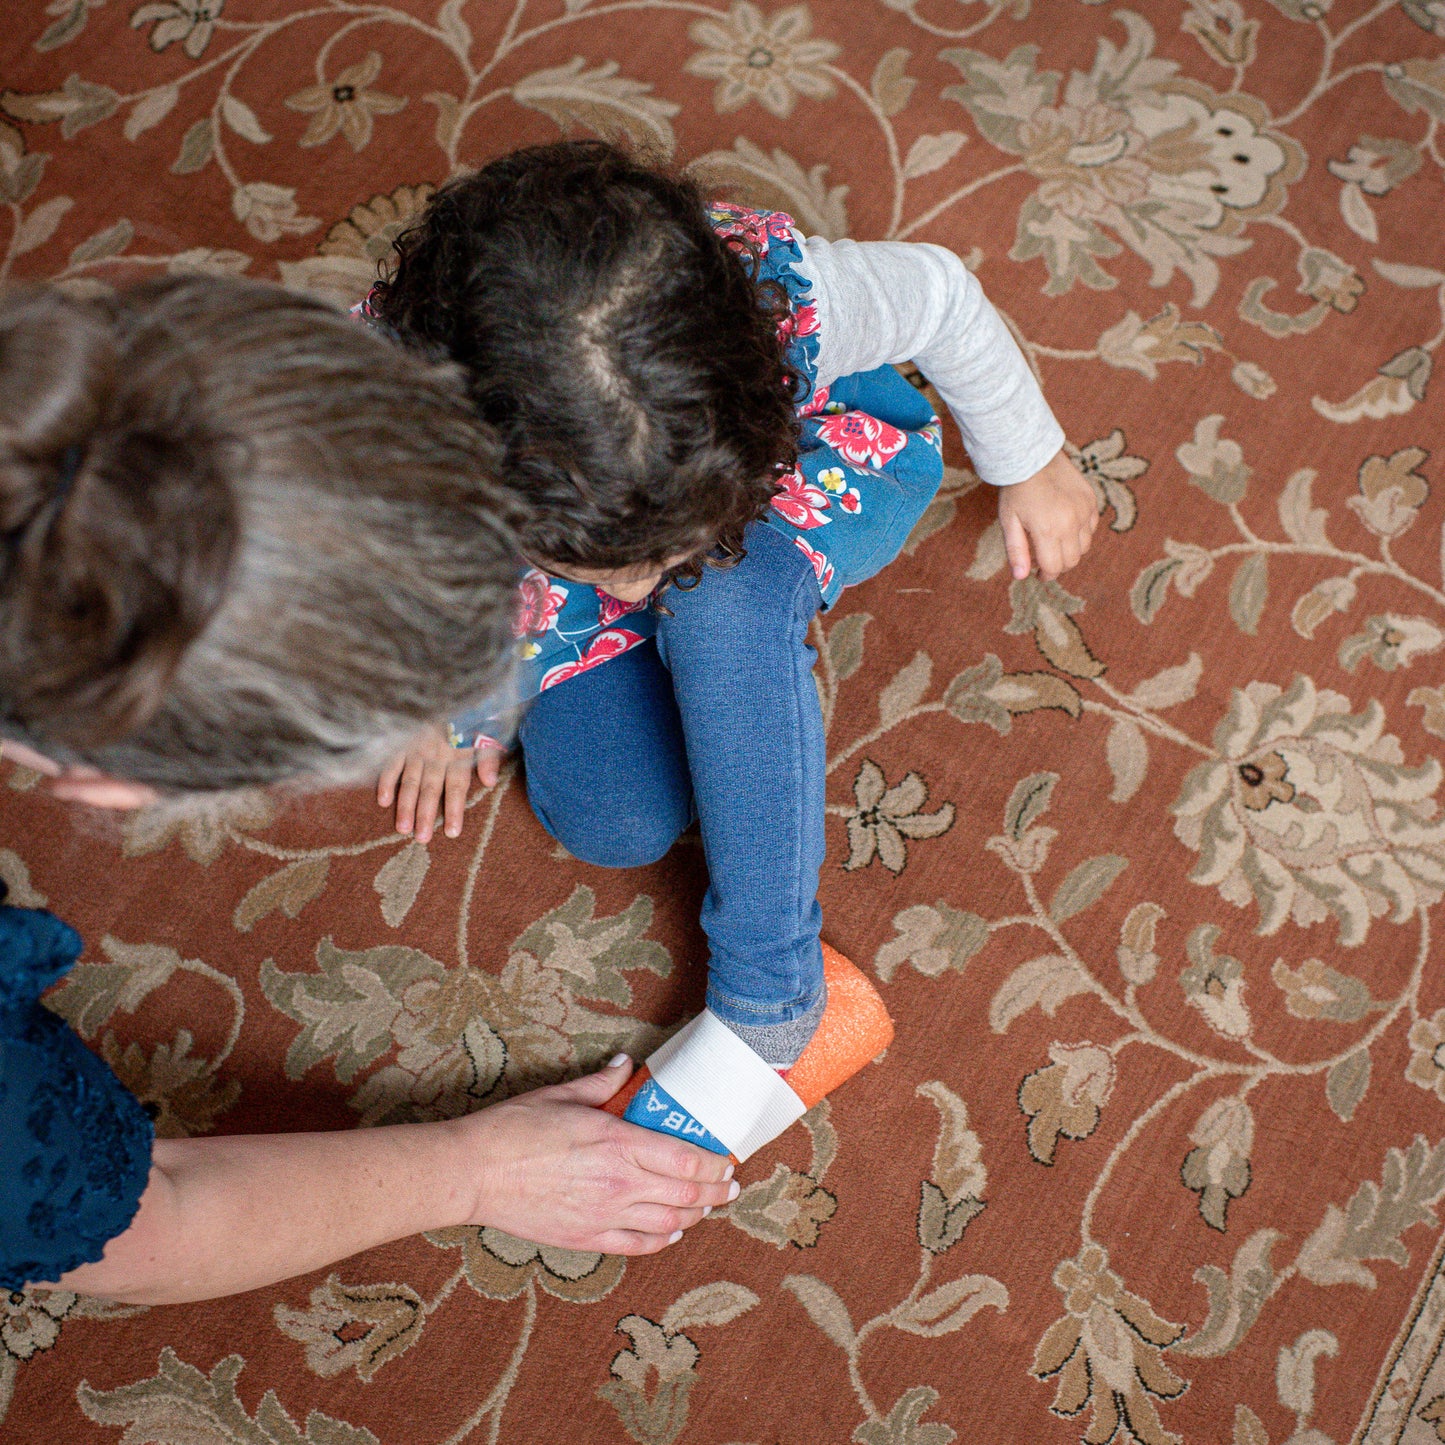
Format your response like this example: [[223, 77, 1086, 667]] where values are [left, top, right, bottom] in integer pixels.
[[648, 1010, 807, 1161]]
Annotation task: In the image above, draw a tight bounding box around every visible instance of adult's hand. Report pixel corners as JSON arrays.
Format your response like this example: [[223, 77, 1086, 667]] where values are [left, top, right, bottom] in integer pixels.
[[459, 1056, 738, 1254], [52, 1057, 733, 1305]]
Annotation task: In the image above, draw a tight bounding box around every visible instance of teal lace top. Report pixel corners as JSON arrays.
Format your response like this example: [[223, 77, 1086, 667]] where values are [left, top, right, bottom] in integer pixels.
[[0, 895, 152, 1289]]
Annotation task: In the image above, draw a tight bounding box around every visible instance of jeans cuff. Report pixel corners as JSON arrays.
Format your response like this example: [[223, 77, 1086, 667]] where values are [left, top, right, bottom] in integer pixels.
[[706, 979, 826, 1028]]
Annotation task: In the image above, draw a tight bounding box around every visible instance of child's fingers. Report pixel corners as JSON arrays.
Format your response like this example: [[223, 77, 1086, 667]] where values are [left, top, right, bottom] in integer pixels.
[[413, 763, 446, 843], [1035, 535, 1065, 581], [376, 754, 405, 808], [1001, 508, 1032, 579], [394, 755, 425, 834], [475, 745, 503, 788], [442, 763, 469, 839]]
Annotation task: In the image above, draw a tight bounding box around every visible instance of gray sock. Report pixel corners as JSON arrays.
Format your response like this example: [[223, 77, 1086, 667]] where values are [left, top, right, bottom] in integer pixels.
[[720, 985, 828, 1069]]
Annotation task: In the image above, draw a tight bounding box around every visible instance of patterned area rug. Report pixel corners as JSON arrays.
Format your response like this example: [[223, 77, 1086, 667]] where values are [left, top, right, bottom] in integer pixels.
[[3, 1, 1445, 1441]]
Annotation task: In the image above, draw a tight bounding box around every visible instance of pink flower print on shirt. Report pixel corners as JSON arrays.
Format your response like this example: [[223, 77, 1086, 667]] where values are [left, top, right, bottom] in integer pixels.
[[514, 569, 569, 637], [448, 722, 502, 751], [762, 210, 796, 242], [771, 469, 832, 529], [794, 536, 835, 592], [814, 412, 908, 469], [539, 628, 646, 691], [709, 203, 797, 255], [777, 299, 819, 348], [597, 590, 649, 627], [797, 384, 832, 419]]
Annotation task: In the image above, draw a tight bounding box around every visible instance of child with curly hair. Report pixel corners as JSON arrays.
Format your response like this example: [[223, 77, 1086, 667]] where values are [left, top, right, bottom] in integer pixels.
[[368, 141, 1098, 1164]]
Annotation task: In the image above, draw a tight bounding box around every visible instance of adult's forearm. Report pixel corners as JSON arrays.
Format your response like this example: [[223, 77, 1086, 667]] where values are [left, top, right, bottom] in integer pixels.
[[45, 1060, 734, 1304], [52, 1120, 475, 1305]]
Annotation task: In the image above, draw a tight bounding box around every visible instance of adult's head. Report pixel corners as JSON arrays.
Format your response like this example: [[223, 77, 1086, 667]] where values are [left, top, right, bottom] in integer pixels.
[[0, 276, 519, 801]]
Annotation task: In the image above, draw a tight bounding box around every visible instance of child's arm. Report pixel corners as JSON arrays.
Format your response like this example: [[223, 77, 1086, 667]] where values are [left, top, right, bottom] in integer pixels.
[[796, 235, 1096, 578], [377, 723, 504, 842]]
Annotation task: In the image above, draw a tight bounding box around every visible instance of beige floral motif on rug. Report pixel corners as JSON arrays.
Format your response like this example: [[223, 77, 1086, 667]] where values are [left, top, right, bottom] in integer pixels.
[[3, 1, 1445, 1441]]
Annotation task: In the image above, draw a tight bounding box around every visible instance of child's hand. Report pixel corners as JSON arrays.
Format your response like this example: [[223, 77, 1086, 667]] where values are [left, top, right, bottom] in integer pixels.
[[376, 725, 505, 842], [997, 449, 1099, 582]]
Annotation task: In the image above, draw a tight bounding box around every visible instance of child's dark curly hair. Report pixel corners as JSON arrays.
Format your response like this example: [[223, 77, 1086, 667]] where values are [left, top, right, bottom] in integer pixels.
[[370, 140, 800, 586]]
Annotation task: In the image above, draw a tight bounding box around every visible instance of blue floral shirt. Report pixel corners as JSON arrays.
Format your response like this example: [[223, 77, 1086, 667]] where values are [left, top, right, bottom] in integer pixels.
[[447, 204, 945, 747]]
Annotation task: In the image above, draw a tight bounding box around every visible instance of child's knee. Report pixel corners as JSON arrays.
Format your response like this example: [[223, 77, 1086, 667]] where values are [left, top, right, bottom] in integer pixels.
[[560, 818, 686, 868], [659, 526, 818, 644], [528, 789, 688, 868]]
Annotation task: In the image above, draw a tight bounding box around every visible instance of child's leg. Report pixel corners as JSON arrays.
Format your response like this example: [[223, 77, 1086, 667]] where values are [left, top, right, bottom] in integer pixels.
[[604, 523, 892, 1161], [523, 539, 891, 1162], [653, 523, 827, 1067], [518, 638, 693, 869]]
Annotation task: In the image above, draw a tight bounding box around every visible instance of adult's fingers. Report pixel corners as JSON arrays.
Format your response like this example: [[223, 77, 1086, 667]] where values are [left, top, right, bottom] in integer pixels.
[[635, 1170, 740, 1212], [621, 1203, 713, 1236], [413, 764, 446, 843], [552, 1076, 738, 1193], [543, 1054, 635, 1107], [589, 1228, 686, 1256], [624, 1125, 736, 1186], [1001, 508, 1032, 579]]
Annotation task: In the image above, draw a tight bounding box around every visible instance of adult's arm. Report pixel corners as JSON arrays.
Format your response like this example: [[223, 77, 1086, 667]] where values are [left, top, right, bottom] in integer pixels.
[[51, 1057, 735, 1305], [2, 899, 733, 1304]]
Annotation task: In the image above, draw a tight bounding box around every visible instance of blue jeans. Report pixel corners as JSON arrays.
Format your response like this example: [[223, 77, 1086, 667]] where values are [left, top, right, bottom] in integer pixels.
[[519, 522, 826, 1027]]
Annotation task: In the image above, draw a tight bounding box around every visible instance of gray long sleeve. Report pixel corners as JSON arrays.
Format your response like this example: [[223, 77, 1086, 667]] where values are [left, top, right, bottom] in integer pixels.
[[795, 234, 1065, 488]]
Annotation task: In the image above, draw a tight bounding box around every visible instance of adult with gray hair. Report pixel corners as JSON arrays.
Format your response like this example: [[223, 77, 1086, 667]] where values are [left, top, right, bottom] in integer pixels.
[[0, 277, 735, 1304], [1, 275, 517, 793]]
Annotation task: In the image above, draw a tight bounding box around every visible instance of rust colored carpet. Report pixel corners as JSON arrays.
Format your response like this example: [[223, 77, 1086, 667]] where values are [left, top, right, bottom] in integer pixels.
[[4, 1, 1445, 1441]]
